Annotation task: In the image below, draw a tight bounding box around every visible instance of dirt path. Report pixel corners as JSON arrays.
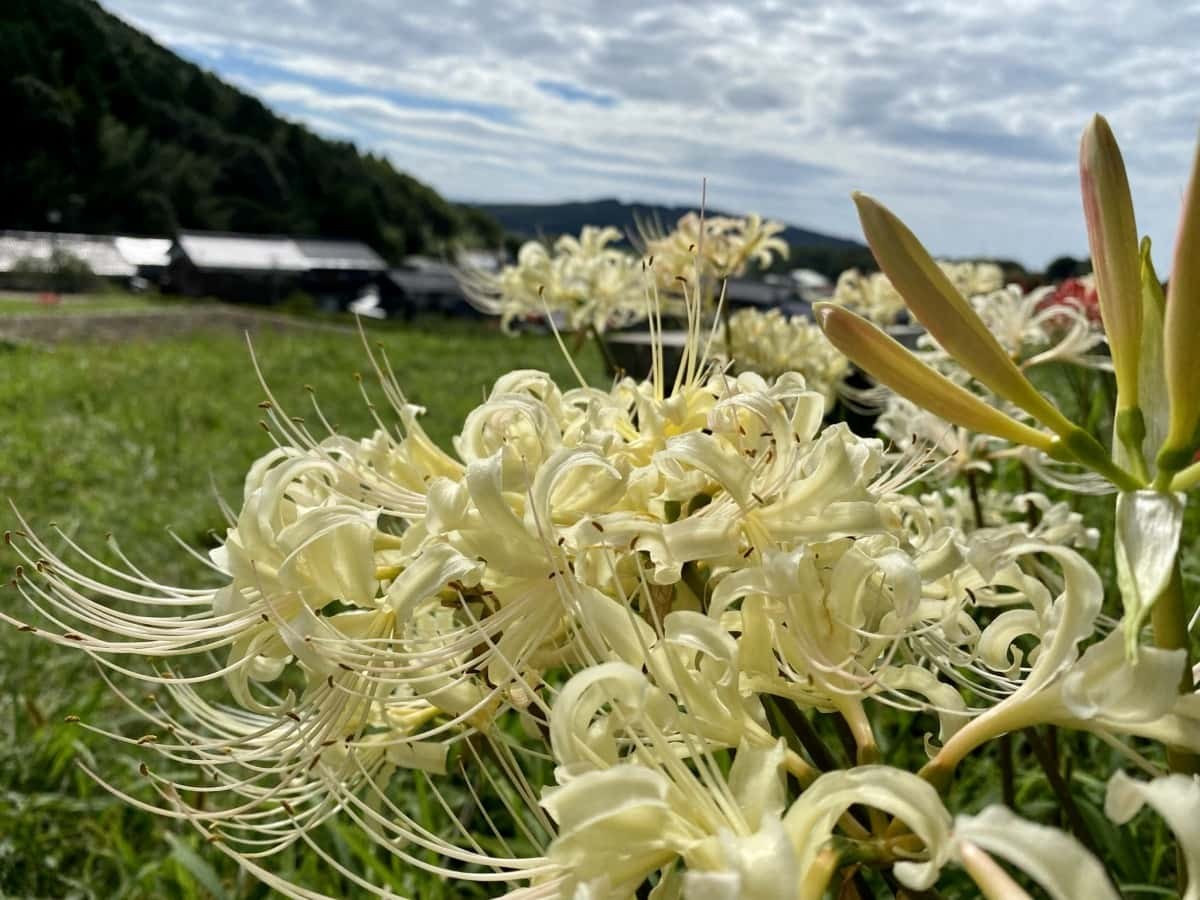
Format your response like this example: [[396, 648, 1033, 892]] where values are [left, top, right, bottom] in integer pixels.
[[0, 304, 356, 345]]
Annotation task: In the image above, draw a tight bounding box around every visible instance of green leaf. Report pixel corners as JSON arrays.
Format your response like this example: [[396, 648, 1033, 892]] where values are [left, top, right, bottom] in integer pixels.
[[164, 832, 230, 900]]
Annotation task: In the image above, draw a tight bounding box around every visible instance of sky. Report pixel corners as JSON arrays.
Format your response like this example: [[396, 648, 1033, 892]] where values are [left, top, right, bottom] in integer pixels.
[[102, 0, 1200, 268]]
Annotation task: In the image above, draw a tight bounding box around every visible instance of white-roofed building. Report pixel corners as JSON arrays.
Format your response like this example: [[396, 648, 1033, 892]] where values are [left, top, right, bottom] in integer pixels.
[[0, 231, 137, 280], [175, 233, 312, 273], [169, 232, 388, 305], [113, 237, 173, 270]]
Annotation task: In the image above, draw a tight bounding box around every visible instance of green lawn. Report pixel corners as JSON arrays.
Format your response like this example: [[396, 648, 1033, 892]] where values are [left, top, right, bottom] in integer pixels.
[[0, 291, 173, 316], [0, 320, 605, 898]]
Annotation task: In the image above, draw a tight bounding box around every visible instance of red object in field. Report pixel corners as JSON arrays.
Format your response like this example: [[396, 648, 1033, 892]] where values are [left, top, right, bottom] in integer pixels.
[[1040, 277, 1101, 324], [38, 292, 61, 305]]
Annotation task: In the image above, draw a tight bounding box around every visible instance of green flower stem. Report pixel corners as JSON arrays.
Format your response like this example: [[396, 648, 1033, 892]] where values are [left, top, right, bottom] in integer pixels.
[[1116, 407, 1150, 484], [765, 696, 843, 772], [1150, 561, 1200, 776], [1164, 456, 1200, 492], [1054, 426, 1144, 490], [1024, 726, 1100, 855], [587, 325, 619, 375]]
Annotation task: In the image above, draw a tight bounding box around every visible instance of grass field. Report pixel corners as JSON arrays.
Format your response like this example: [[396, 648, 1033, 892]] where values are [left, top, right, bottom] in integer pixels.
[[0, 291, 174, 317], [0, 314, 1189, 898]]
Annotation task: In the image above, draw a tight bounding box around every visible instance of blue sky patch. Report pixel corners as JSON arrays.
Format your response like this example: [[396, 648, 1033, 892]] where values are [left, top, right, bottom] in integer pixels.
[[535, 80, 617, 108]]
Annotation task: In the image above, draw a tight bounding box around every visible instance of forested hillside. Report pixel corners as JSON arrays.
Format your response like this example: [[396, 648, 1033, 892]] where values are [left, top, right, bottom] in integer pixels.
[[0, 0, 500, 258]]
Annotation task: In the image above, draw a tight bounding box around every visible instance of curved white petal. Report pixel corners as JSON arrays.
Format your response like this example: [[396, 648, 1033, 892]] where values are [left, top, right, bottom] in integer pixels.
[[953, 805, 1118, 900]]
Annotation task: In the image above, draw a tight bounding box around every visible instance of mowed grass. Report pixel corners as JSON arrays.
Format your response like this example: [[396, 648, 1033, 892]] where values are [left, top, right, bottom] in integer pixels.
[[0, 318, 605, 899]]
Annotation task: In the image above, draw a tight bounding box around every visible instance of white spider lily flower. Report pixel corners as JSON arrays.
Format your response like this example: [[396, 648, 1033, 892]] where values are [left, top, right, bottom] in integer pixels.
[[874, 665, 970, 755], [460, 226, 647, 334], [969, 285, 1109, 372], [929, 546, 1200, 779], [723, 307, 850, 410], [214, 452, 380, 612], [828, 267, 907, 326], [641, 212, 788, 288], [953, 805, 1119, 900], [827, 260, 1004, 329], [1105, 771, 1200, 900], [542, 739, 797, 900], [784, 766, 954, 896]]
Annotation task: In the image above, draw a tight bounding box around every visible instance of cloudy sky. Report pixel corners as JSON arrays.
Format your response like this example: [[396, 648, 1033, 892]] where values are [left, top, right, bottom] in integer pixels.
[[104, 0, 1200, 267]]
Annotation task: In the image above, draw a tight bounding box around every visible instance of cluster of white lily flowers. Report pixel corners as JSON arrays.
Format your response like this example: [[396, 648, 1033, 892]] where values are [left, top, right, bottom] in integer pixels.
[[722, 307, 849, 411], [461, 225, 646, 334], [7, 115, 1200, 899], [639, 211, 790, 289], [844, 262, 1109, 490], [462, 213, 790, 338], [830, 261, 1005, 327]]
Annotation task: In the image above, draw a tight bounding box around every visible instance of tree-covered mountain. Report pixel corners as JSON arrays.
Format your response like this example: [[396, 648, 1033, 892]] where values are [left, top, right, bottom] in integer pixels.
[[0, 0, 500, 259], [472, 198, 874, 278]]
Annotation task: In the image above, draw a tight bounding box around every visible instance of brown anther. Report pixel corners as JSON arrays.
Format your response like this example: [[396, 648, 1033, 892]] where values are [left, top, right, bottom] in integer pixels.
[[257, 400, 272, 409], [750, 492, 765, 505], [592, 520, 605, 532], [307, 754, 322, 771], [139, 763, 149, 776], [63, 632, 85, 642], [742, 546, 754, 558], [17, 624, 35, 632], [286, 712, 301, 722], [13, 565, 23, 578], [136, 734, 158, 745], [64, 714, 80, 723], [258, 421, 270, 432], [326, 674, 335, 688], [337, 662, 353, 671]]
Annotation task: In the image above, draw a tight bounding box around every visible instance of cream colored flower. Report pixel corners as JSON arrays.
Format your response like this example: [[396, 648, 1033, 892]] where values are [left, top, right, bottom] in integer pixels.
[[724, 307, 849, 410], [461, 225, 647, 333]]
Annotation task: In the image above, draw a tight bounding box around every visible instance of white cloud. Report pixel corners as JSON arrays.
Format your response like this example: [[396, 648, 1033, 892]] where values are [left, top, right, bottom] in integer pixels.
[[102, 0, 1200, 267]]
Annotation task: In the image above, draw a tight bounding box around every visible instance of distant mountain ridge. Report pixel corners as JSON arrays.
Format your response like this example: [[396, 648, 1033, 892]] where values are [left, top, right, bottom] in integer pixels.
[[472, 198, 866, 251]]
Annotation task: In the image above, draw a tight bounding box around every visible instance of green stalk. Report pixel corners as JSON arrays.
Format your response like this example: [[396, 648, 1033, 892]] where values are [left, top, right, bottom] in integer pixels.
[[1150, 562, 1200, 775], [1024, 726, 1100, 856]]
